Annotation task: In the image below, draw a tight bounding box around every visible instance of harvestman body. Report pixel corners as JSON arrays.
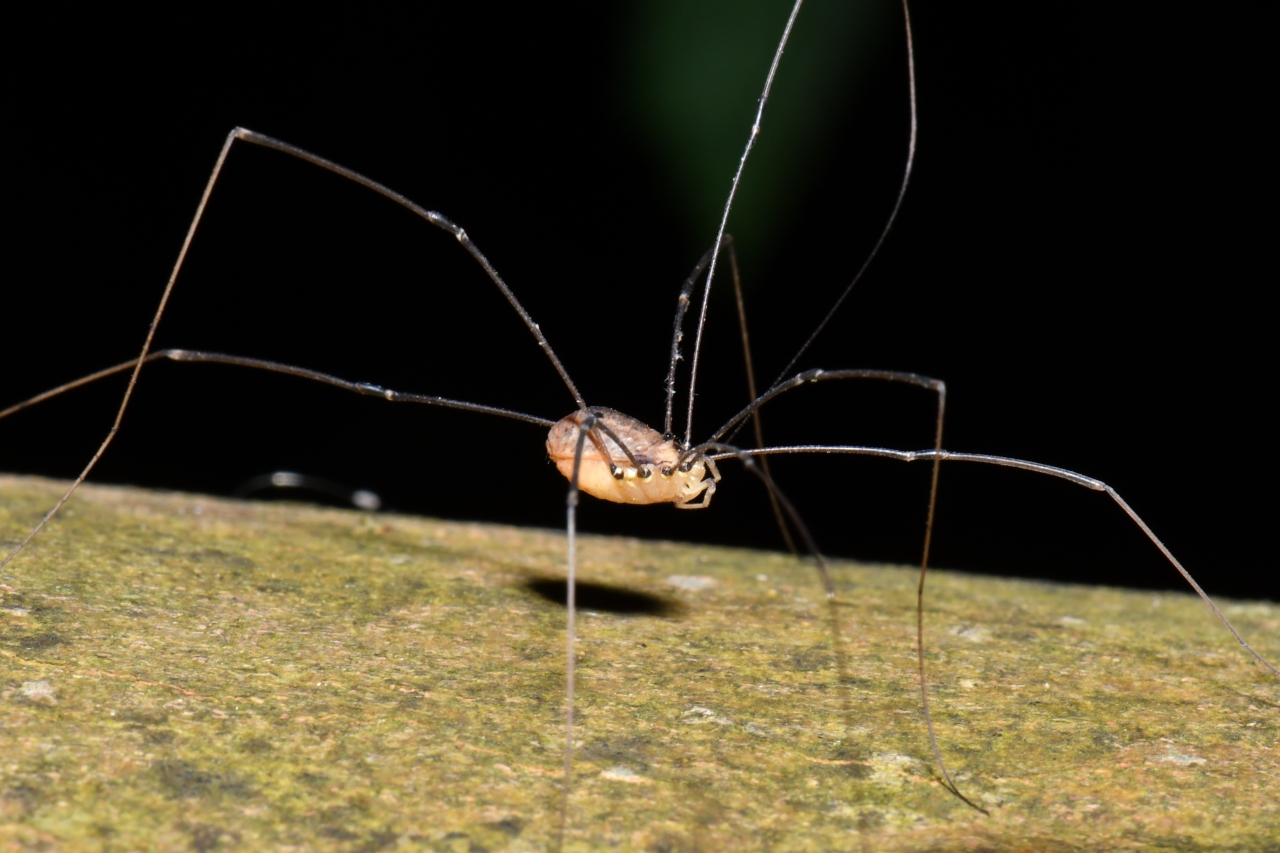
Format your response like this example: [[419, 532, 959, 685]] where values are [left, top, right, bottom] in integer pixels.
[[546, 410, 719, 508], [2, 0, 1278, 845]]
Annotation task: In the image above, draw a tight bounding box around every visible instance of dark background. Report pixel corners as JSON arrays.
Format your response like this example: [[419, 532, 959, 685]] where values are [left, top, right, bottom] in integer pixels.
[[3, 2, 1274, 602]]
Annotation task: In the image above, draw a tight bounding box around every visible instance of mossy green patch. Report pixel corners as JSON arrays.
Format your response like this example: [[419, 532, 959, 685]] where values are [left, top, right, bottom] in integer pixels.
[[1, 474, 1277, 851]]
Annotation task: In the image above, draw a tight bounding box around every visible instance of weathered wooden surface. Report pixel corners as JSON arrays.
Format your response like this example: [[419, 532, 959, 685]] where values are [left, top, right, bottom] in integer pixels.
[[1, 474, 1276, 851]]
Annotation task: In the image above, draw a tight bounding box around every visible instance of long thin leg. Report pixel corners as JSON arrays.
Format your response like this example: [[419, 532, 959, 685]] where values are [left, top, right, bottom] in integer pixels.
[[698, 443, 830, 593], [683, 0, 805, 446], [1, 127, 584, 571], [708, 443, 1280, 680], [703, 441, 1280, 811], [687, 0, 919, 441], [234, 129, 585, 410], [660, 234, 747, 438], [706, 367, 945, 448], [767, 0, 920, 388], [663, 241, 719, 438], [0, 349, 555, 429], [695, 441, 867, 811], [557, 412, 597, 853], [688, 363, 963, 803], [0, 356, 167, 421], [690, 362, 959, 774], [725, 236, 798, 555], [911, 383, 984, 811], [692, 369, 979, 809], [0, 132, 237, 573]]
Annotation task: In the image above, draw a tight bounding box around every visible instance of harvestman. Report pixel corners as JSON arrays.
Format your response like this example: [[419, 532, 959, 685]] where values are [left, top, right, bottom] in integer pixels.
[[1, 0, 1277, 841]]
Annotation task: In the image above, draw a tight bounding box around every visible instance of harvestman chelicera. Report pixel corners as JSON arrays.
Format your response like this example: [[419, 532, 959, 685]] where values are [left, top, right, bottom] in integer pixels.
[[1, 0, 1277, 843]]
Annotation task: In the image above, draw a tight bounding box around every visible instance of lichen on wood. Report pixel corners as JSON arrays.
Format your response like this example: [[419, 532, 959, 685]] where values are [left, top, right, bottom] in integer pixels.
[[1, 474, 1277, 851]]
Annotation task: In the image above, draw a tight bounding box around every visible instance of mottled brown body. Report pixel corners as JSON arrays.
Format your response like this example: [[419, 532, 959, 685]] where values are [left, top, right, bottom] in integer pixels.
[[545, 408, 717, 507]]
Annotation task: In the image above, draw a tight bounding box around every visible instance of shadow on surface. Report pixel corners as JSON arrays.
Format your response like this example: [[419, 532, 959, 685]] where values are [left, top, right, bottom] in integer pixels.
[[522, 577, 681, 617]]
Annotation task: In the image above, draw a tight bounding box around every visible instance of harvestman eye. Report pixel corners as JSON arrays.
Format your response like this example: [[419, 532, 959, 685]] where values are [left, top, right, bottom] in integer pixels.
[[0, 0, 1275, 848]]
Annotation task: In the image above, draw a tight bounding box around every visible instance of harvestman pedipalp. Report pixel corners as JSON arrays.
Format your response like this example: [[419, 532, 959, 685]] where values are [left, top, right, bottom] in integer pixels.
[[1, 0, 1278, 845]]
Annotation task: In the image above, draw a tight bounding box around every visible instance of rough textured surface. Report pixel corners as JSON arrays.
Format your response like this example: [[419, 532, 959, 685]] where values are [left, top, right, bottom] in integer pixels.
[[1, 474, 1277, 852]]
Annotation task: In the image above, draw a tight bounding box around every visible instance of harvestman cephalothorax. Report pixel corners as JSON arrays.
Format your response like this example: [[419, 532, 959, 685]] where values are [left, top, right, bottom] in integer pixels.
[[1, 0, 1277, 845]]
